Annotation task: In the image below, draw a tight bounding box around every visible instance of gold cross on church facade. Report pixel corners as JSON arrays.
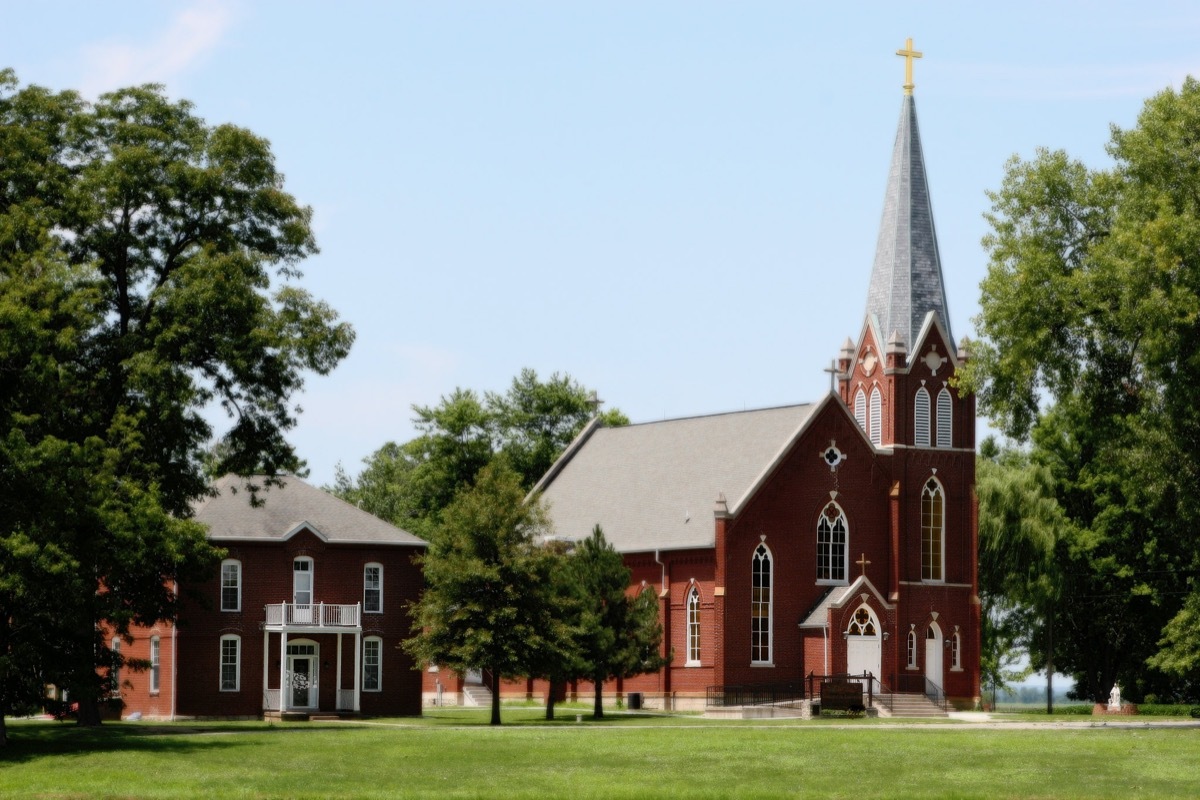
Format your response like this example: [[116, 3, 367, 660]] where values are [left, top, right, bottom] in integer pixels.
[[856, 552, 871, 577], [896, 37, 922, 95]]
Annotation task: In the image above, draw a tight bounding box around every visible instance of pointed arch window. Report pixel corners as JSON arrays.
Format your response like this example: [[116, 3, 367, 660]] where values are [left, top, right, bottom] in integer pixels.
[[846, 605, 877, 636], [914, 387, 931, 447], [921, 478, 945, 582], [952, 631, 962, 670], [936, 388, 953, 448], [906, 629, 918, 668], [816, 502, 848, 583], [751, 544, 772, 664], [686, 587, 701, 666], [868, 387, 882, 446], [854, 388, 867, 432]]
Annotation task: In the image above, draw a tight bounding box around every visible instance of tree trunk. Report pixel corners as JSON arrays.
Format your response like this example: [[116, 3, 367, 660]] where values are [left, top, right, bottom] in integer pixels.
[[594, 676, 604, 720], [1045, 610, 1054, 715], [77, 696, 102, 727], [489, 668, 501, 726], [545, 680, 558, 721], [0, 713, 7, 747]]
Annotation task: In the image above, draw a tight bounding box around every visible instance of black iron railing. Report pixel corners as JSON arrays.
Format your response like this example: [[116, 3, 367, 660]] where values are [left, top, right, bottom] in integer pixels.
[[805, 671, 882, 712], [894, 672, 948, 711], [705, 683, 806, 708]]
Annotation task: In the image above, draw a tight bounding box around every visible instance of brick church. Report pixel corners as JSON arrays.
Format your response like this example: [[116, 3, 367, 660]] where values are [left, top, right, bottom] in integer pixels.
[[523, 47, 980, 711]]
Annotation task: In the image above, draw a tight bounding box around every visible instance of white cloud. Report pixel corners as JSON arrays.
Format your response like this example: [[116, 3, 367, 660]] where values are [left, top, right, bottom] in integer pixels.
[[78, 2, 234, 97]]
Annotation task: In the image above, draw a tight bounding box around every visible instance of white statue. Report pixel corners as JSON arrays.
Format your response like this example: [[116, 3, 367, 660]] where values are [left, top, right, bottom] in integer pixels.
[[1108, 683, 1121, 710]]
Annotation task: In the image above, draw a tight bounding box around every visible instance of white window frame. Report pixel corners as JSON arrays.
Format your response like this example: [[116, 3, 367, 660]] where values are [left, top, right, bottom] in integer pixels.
[[220, 634, 241, 692], [952, 631, 963, 671], [868, 386, 882, 446], [110, 637, 121, 697], [921, 477, 945, 582], [854, 388, 867, 432], [293, 557, 314, 605], [686, 587, 701, 666], [364, 563, 383, 614], [751, 543, 773, 665], [936, 387, 953, 448], [906, 629, 918, 669], [914, 387, 931, 447], [150, 635, 161, 694], [363, 636, 382, 692], [221, 559, 242, 612], [816, 502, 848, 584]]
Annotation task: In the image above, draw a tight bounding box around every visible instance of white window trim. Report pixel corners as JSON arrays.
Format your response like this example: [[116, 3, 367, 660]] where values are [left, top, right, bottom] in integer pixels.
[[936, 388, 953, 448], [685, 587, 701, 667], [921, 477, 946, 583], [815, 503, 849, 585], [363, 636, 383, 692], [364, 562, 383, 614], [150, 635, 161, 695], [221, 558, 242, 612], [293, 557, 314, 605], [951, 632, 963, 671], [906, 630, 918, 669], [110, 637, 121, 697], [854, 388, 867, 432], [220, 634, 241, 692], [914, 387, 931, 447], [751, 543, 773, 665], [868, 386, 882, 446]]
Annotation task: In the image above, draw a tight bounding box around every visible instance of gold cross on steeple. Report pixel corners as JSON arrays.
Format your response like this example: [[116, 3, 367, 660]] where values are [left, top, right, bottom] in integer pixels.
[[896, 37, 922, 95], [856, 552, 871, 577]]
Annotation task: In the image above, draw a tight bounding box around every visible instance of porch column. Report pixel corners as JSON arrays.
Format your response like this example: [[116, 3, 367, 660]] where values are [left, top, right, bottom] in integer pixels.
[[262, 629, 270, 711], [279, 630, 289, 712], [336, 633, 344, 710], [353, 629, 361, 712]]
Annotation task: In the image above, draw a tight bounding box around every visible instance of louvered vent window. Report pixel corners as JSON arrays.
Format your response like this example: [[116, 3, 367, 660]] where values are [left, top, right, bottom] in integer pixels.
[[914, 388, 931, 447], [868, 387, 882, 446], [854, 389, 867, 432], [937, 388, 953, 448]]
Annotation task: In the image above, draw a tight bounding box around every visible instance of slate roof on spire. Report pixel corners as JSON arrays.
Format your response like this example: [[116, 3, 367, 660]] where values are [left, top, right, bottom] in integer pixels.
[[865, 94, 953, 349]]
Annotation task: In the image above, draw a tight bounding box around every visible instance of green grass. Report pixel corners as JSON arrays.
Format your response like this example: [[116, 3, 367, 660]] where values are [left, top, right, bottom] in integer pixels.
[[3, 710, 1199, 799]]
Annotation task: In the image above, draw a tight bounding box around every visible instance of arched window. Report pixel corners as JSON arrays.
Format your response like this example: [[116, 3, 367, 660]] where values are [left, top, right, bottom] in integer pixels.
[[220, 635, 241, 692], [869, 387, 882, 446], [816, 502, 848, 583], [914, 387, 931, 447], [854, 388, 867, 432], [686, 587, 701, 666], [952, 631, 962, 670], [921, 478, 944, 582], [364, 563, 383, 613], [751, 544, 772, 664], [221, 558, 242, 612], [936, 388, 953, 448], [150, 636, 161, 694], [906, 629, 918, 668], [845, 605, 877, 636], [363, 636, 382, 692]]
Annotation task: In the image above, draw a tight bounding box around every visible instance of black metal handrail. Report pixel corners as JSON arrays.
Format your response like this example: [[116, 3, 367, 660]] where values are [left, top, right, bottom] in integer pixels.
[[805, 671, 881, 710], [705, 683, 806, 708], [892, 673, 948, 711]]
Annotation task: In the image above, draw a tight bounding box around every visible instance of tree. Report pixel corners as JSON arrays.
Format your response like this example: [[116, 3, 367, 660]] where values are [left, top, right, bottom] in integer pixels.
[[975, 438, 1064, 711], [569, 525, 668, 719], [334, 369, 627, 536], [0, 70, 353, 736], [963, 78, 1200, 702], [403, 460, 563, 725]]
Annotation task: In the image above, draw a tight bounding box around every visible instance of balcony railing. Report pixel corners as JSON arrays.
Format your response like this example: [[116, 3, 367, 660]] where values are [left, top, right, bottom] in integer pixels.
[[264, 602, 361, 629]]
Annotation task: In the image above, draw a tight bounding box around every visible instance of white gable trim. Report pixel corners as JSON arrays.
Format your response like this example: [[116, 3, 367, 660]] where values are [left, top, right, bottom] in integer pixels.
[[283, 521, 329, 542]]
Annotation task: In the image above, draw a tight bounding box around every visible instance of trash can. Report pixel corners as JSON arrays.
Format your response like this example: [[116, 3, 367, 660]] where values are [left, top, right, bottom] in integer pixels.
[[628, 692, 643, 710]]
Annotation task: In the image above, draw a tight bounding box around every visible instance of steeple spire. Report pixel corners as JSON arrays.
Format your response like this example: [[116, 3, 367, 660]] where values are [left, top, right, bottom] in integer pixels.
[[864, 39, 953, 351]]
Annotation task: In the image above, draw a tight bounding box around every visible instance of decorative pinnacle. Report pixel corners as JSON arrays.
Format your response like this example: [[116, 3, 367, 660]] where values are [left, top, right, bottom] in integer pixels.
[[896, 37, 922, 95]]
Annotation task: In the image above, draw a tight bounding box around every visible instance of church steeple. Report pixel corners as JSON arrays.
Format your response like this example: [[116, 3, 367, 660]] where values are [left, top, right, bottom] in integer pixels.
[[865, 39, 953, 351]]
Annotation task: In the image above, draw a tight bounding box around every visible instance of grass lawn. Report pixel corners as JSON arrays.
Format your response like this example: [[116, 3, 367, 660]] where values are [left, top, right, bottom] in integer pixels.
[[2, 709, 1198, 799]]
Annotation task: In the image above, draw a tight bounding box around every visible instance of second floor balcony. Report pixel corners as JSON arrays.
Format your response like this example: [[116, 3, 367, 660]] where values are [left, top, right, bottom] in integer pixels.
[[264, 602, 361, 631]]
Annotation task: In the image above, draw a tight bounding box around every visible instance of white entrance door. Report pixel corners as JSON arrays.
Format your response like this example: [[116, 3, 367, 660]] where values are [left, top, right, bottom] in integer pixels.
[[925, 624, 943, 696], [844, 604, 881, 684], [465, 669, 483, 685]]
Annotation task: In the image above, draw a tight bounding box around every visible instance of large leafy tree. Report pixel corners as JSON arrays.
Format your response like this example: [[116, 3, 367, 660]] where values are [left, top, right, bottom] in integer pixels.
[[403, 460, 566, 726], [0, 70, 353, 736], [569, 525, 668, 719], [333, 369, 627, 537], [963, 78, 1200, 702]]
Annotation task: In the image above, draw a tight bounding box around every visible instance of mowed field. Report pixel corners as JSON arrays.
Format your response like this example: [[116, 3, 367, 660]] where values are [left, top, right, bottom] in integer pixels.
[[3, 708, 1198, 799]]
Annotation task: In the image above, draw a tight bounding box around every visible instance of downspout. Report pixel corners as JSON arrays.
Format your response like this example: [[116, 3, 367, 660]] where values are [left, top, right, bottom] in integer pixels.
[[170, 581, 178, 721], [823, 624, 829, 675]]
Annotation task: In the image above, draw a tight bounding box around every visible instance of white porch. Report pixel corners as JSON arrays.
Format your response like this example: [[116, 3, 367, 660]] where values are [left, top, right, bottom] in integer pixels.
[[261, 603, 362, 715]]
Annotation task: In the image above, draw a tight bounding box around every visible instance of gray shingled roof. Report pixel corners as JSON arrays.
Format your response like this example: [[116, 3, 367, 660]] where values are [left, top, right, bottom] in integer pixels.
[[865, 95, 954, 349], [538, 404, 815, 553], [194, 475, 425, 546]]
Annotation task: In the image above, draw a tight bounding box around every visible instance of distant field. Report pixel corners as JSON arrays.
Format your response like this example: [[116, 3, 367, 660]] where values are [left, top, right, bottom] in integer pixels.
[[3, 709, 1199, 799]]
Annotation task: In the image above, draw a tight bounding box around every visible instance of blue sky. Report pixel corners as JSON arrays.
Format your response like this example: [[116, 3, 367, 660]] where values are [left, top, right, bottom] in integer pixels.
[[4, 2, 1199, 489]]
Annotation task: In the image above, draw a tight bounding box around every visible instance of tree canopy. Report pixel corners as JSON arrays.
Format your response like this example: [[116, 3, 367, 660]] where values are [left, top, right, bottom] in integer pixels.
[[333, 368, 627, 538], [0, 70, 352, 739], [964, 78, 1200, 701]]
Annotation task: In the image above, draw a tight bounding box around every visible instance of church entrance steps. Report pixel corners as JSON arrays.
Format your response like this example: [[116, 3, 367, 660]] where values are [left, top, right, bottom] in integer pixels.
[[877, 693, 948, 718], [462, 682, 493, 708]]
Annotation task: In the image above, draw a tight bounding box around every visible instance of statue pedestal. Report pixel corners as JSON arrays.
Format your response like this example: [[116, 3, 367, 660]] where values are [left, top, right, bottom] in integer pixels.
[[1092, 702, 1138, 716]]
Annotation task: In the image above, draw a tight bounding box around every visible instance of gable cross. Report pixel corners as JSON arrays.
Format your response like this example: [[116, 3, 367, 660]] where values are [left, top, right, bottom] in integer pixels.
[[822, 360, 840, 393], [856, 552, 871, 577], [896, 37, 923, 96]]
